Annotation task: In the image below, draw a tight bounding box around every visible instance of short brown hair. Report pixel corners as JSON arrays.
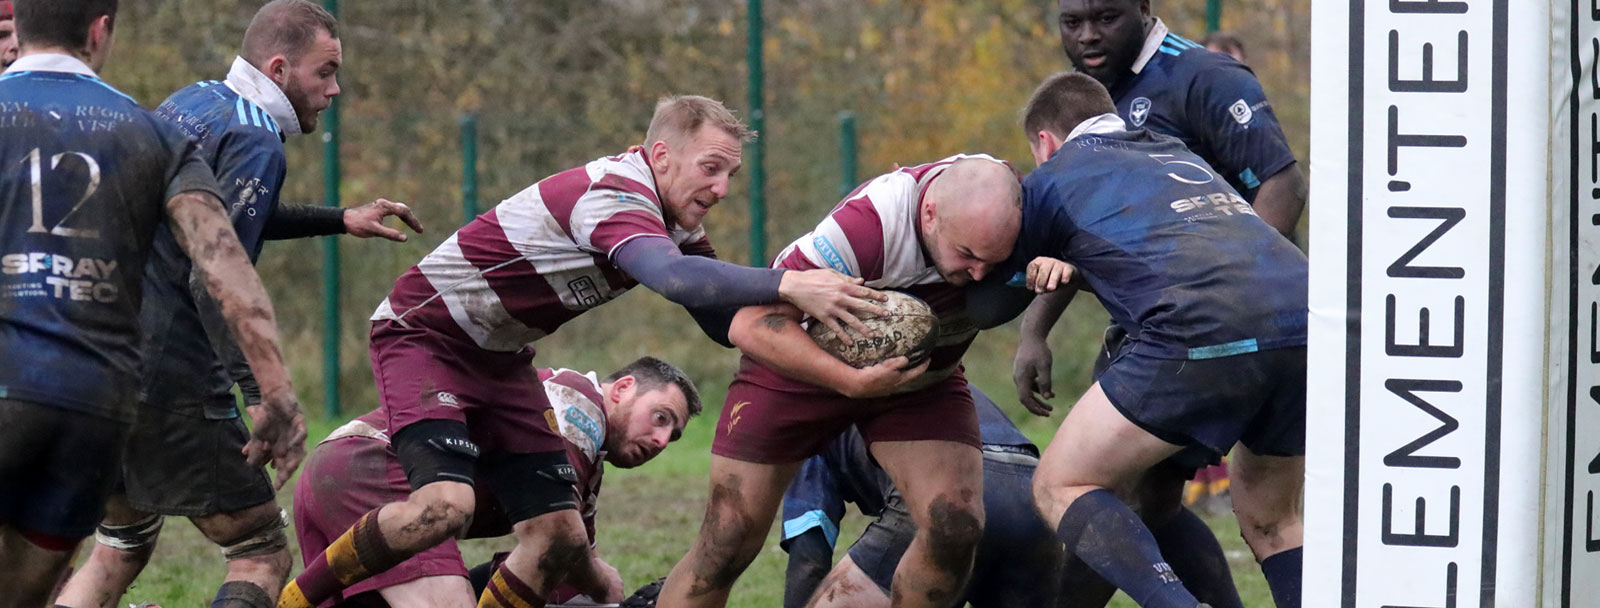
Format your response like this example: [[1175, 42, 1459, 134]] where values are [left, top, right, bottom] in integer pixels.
[[241, 0, 338, 66], [15, 0, 117, 52], [605, 356, 702, 417], [644, 95, 756, 149], [1020, 71, 1117, 139]]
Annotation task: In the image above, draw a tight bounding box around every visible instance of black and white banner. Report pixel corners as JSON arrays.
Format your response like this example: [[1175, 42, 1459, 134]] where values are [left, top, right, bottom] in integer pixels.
[[1307, 1, 1556, 606], [1560, 0, 1600, 605]]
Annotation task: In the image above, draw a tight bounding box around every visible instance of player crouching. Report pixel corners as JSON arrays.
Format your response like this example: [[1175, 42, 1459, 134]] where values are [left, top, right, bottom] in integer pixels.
[[291, 357, 700, 607]]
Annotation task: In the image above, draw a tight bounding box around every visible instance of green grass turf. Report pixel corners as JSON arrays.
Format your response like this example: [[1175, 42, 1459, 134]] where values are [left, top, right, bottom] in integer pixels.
[[92, 391, 1272, 607]]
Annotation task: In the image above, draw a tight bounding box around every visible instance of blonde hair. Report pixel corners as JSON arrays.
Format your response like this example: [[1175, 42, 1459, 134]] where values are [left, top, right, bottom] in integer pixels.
[[644, 95, 756, 149]]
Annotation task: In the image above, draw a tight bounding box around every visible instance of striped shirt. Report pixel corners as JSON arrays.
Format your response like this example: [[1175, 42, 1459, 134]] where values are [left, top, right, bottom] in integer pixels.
[[738, 154, 1008, 394], [373, 148, 714, 351]]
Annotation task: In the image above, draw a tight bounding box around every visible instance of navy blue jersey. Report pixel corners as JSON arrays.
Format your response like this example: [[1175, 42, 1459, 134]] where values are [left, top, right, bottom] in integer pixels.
[[0, 57, 221, 421], [779, 384, 1034, 550], [1109, 21, 1296, 200], [1013, 121, 1306, 360], [138, 79, 287, 409]]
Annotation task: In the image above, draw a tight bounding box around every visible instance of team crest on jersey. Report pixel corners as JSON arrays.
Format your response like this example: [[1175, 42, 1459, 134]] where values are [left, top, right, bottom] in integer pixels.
[[1229, 99, 1253, 125], [1129, 97, 1152, 127]]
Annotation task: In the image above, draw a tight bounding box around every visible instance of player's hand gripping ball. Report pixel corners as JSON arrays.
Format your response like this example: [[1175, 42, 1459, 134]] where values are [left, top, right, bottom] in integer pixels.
[[807, 291, 939, 369]]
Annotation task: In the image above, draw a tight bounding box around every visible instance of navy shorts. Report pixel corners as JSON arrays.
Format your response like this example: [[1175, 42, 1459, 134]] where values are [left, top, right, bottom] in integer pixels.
[[120, 396, 275, 516], [847, 449, 1063, 606], [0, 398, 129, 539], [1098, 344, 1306, 470]]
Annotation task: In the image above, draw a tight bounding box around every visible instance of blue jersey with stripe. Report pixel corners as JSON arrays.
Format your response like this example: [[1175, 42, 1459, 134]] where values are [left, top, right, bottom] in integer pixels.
[[0, 68, 220, 421], [1110, 31, 1296, 200], [1013, 127, 1307, 360], [779, 384, 1034, 549], [138, 80, 288, 410]]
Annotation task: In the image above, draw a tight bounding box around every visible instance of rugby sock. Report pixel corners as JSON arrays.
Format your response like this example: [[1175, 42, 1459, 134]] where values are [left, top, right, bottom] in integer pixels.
[[1259, 547, 1303, 608], [212, 581, 273, 608], [1055, 489, 1200, 608], [279, 510, 404, 608], [1153, 507, 1244, 608], [478, 565, 547, 608]]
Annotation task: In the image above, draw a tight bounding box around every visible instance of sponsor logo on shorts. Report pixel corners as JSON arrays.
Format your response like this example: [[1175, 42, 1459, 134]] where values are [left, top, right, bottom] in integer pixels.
[[436, 391, 459, 408], [1229, 99, 1253, 125], [1129, 97, 1152, 127], [726, 400, 750, 435], [811, 235, 852, 276]]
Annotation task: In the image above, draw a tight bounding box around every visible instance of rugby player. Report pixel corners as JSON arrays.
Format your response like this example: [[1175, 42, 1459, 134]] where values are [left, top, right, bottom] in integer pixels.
[[280, 95, 885, 608], [1015, 72, 1305, 608], [658, 155, 1023, 608], [0, 1, 302, 605], [781, 383, 1060, 608], [294, 357, 700, 607], [1024, 2, 1307, 602], [0, 2, 17, 70], [57, 3, 422, 607], [1053, 0, 1304, 234]]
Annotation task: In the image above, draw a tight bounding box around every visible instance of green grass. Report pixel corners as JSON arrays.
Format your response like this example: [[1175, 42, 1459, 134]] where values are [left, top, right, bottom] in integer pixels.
[[89, 304, 1272, 607]]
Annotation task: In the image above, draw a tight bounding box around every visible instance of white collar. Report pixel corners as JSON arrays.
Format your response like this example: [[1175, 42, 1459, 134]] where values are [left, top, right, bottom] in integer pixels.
[[5, 53, 96, 76], [1066, 113, 1128, 141], [1129, 17, 1170, 75], [224, 56, 303, 137]]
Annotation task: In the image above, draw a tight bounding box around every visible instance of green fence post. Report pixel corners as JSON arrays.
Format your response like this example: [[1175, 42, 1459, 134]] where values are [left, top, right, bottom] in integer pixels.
[[321, 0, 341, 418], [838, 112, 857, 199], [1206, 0, 1222, 33], [461, 115, 479, 225], [747, 0, 766, 266]]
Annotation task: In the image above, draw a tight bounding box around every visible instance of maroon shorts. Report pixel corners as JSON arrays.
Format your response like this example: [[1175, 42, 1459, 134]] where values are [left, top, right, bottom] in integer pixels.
[[293, 435, 469, 605], [369, 320, 564, 455], [710, 373, 981, 464]]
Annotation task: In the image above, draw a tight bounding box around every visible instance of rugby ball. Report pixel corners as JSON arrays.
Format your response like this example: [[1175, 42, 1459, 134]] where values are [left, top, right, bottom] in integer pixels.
[[807, 291, 939, 369]]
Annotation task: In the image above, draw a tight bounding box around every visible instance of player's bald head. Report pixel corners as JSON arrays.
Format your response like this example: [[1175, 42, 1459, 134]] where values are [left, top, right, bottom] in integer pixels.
[[921, 158, 1021, 285], [929, 158, 1022, 225], [241, 0, 338, 68]]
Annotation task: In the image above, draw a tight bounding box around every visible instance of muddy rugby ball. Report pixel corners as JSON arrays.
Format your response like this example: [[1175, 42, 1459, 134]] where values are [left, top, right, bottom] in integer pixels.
[[807, 291, 939, 369]]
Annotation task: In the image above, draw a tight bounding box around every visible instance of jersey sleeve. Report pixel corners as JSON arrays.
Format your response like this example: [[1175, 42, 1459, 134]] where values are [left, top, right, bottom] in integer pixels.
[[212, 127, 288, 262], [679, 226, 718, 259], [575, 174, 674, 258], [1186, 63, 1298, 198], [772, 189, 888, 278], [160, 127, 223, 204]]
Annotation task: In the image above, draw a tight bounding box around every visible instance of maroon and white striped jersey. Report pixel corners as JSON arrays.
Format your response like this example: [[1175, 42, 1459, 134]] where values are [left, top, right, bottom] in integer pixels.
[[737, 154, 1009, 394], [371, 147, 715, 351]]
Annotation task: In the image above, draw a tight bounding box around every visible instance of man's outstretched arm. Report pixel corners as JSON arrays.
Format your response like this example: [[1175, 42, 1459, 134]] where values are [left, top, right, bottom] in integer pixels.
[[165, 190, 306, 487]]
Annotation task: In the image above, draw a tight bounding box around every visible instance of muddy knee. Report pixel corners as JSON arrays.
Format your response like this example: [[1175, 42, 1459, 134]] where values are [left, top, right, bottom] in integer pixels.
[[412, 482, 476, 537], [533, 523, 590, 579], [688, 478, 765, 593], [212, 508, 292, 582], [922, 496, 983, 576]]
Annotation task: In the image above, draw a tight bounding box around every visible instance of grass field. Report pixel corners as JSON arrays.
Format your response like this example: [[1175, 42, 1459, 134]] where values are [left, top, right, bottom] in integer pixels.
[[97, 395, 1271, 607], [87, 295, 1272, 607]]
